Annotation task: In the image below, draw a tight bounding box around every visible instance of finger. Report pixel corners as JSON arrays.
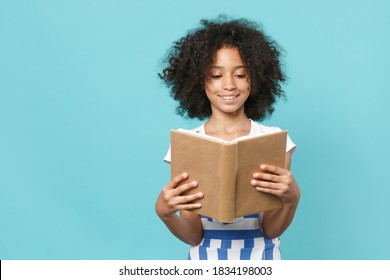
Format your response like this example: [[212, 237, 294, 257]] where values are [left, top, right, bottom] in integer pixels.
[[253, 172, 281, 183], [166, 172, 189, 189], [175, 203, 202, 211], [260, 164, 288, 175], [168, 193, 203, 210], [172, 180, 199, 196], [251, 179, 282, 190], [162, 180, 199, 207], [255, 186, 282, 196], [175, 192, 204, 204]]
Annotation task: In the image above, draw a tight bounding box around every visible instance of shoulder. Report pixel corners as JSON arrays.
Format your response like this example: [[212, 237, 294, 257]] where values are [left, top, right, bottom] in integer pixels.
[[189, 124, 204, 134], [251, 121, 284, 134], [251, 120, 296, 153], [164, 123, 205, 163]]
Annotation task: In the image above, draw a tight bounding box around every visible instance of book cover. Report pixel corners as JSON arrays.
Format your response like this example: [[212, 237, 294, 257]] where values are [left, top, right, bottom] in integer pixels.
[[170, 129, 286, 222]]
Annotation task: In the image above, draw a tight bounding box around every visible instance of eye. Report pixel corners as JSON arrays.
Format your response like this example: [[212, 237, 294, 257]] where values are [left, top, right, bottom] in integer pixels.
[[211, 75, 222, 79], [236, 74, 247, 79]]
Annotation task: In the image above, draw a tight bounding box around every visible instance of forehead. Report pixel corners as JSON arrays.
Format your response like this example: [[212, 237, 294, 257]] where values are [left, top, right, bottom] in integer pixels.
[[211, 47, 245, 66]]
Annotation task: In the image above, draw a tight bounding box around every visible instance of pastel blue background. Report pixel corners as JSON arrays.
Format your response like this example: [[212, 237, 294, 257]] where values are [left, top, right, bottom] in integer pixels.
[[1, 0, 389, 260]]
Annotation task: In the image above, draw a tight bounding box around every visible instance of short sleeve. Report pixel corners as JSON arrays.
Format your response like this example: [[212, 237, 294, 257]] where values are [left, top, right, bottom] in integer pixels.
[[164, 145, 171, 164], [286, 133, 296, 154], [163, 125, 203, 165], [250, 120, 296, 153]]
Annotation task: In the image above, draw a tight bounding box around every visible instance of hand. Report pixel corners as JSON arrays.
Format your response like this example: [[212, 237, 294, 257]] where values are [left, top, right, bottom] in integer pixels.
[[155, 173, 203, 219], [251, 164, 300, 205]]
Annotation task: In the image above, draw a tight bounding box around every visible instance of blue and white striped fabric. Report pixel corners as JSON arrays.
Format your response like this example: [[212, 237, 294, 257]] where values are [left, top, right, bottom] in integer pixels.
[[188, 214, 281, 260]]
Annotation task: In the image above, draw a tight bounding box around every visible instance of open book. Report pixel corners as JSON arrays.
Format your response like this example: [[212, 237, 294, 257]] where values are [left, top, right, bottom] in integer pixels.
[[170, 129, 287, 222]]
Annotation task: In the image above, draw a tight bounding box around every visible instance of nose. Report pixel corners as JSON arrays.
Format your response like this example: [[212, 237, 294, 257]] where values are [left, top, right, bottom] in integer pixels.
[[222, 75, 237, 91]]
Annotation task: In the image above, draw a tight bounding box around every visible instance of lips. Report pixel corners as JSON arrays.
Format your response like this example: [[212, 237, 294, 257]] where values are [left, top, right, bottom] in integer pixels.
[[218, 94, 240, 100]]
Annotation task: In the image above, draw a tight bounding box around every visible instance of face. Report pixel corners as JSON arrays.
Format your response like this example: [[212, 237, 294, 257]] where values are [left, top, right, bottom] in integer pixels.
[[205, 47, 250, 117]]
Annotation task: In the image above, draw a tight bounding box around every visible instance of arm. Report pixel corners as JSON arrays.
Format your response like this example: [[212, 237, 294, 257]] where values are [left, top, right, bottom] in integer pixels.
[[251, 150, 300, 238], [155, 172, 204, 246]]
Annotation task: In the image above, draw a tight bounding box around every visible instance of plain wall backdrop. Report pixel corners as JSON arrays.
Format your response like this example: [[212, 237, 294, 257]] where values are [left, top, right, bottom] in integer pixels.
[[1, 0, 389, 259]]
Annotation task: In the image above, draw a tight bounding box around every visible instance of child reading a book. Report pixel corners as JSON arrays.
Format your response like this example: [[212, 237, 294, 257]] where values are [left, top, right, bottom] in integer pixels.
[[155, 16, 300, 260]]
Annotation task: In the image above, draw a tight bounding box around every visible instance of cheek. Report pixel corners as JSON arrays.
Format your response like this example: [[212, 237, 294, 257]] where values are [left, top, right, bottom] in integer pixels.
[[238, 80, 250, 93], [204, 84, 213, 99], [245, 79, 251, 93], [205, 80, 219, 92]]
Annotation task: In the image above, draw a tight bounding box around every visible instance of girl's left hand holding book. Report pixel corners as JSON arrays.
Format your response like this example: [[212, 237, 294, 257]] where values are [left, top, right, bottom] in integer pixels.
[[251, 164, 300, 206]]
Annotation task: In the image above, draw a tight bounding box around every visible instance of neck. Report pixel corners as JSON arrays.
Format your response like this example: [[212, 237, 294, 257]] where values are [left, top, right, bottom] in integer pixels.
[[205, 113, 251, 141]]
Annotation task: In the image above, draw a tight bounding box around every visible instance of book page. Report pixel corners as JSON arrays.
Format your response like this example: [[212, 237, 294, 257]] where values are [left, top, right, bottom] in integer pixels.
[[176, 128, 283, 143]]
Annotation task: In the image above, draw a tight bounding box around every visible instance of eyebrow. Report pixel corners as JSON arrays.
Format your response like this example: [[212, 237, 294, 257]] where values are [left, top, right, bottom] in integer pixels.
[[209, 66, 247, 70]]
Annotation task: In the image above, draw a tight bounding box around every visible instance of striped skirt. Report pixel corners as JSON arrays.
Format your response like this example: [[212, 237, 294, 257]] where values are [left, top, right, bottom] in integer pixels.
[[188, 214, 281, 260]]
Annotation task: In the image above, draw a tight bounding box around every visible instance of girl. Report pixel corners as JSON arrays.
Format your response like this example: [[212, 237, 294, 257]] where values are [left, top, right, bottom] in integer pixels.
[[155, 16, 300, 260]]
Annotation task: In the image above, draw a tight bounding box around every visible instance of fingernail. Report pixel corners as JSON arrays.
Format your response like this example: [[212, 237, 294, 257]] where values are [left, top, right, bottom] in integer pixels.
[[192, 181, 198, 187], [251, 180, 257, 186]]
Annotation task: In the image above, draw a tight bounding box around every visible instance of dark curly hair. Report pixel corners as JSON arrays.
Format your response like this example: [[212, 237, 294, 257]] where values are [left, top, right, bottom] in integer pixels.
[[159, 16, 287, 121]]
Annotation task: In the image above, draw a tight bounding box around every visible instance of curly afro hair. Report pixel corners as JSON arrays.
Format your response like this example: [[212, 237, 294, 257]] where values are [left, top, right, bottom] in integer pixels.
[[159, 16, 287, 121]]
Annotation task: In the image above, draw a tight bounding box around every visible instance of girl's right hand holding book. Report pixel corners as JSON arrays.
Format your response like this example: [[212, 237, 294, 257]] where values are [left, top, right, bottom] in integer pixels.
[[155, 172, 203, 219]]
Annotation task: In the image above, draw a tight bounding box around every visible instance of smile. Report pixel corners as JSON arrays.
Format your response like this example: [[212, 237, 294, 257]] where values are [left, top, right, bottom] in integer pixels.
[[218, 94, 240, 100]]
